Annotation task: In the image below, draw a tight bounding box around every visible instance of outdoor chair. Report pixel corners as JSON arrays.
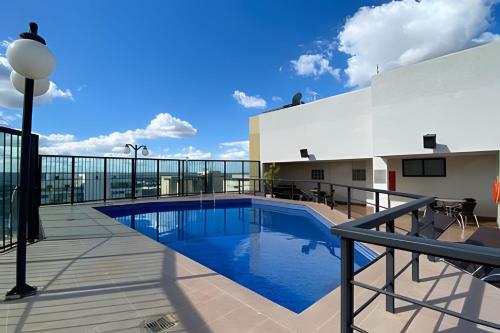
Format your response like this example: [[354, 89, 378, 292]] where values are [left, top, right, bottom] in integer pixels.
[[459, 198, 480, 228], [429, 227, 500, 288]]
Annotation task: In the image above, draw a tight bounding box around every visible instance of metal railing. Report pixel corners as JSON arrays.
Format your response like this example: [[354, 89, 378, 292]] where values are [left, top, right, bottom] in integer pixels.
[[39, 155, 260, 205], [0, 126, 39, 252], [234, 177, 412, 217], [235, 177, 500, 332]]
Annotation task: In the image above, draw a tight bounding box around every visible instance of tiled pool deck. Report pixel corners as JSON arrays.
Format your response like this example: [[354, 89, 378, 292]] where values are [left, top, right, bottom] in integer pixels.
[[1, 195, 499, 332]]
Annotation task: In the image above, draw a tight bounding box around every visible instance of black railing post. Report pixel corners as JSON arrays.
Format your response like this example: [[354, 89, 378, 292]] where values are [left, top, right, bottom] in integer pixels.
[[131, 158, 136, 199], [330, 184, 334, 209], [347, 187, 352, 219], [316, 182, 321, 203], [103, 158, 107, 202], [375, 192, 380, 231], [258, 162, 261, 192], [253, 179, 256, 196], [386, 219, 395, 313], [204, 160, 208, 194], [238, 179, 241, 194], [156, 159, 160, 198], [178, 160, 181, 196], [271, 179, 274, 198], [70, 156, 75, 205], [223, 161, 227, 193], [411, 209, 420, 282], [340, 237, 354, 333]]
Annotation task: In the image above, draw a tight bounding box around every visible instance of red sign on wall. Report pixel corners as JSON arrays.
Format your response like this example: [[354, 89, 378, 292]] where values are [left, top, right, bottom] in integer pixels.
[[388, 171, 396, 191]]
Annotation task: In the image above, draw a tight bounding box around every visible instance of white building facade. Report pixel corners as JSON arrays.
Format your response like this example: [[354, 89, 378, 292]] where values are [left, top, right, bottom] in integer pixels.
[[250, 43, 500, 222]]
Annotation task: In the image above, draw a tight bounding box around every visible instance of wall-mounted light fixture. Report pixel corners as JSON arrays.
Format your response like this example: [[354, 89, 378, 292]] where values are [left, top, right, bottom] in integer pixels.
[[423, 134, 436, 149], [300, 149, 309, 158]]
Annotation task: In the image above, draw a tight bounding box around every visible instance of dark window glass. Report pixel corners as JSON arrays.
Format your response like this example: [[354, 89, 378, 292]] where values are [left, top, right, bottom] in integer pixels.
[[403, 158, 445, 177], [403, 160, 423, 176], [311, 169, 324, 180], [423, 159, 446, 176], [352, 169, 366, 181]]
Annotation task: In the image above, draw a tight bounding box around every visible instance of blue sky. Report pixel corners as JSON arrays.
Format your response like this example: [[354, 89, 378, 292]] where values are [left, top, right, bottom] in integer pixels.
[[0, 0, 499, 159]]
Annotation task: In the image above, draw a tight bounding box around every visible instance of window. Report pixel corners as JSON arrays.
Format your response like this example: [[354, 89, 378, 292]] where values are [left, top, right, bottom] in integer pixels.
[[311, 169, 324, 180], [402, 158, 446, 177], [352, 169, 366, 181]]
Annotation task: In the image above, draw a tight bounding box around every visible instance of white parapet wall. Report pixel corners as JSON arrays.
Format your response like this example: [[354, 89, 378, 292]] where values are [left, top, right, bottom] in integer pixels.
[[371, 42, 500, 157], [259, 88, 373, 163]]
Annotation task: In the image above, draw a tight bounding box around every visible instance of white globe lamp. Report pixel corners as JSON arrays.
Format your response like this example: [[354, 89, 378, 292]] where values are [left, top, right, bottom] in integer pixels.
[[7, 38, 55, 80], [10, 71, 50, 97]]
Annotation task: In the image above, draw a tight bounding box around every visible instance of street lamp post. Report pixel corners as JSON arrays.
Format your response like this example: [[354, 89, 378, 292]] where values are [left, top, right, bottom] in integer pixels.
[[5, 22, 55, 300], [123, 144, 149, 159], [123, 144, 149, 199]]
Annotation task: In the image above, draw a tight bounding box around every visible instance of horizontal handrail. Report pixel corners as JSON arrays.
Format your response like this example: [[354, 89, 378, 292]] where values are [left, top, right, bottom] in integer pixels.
[[352, 280, 500, 330], [334, 226, 500, 267], [40, 154, 260, 163], [234, 177, 424, 199], [336, 197, 434, 229]]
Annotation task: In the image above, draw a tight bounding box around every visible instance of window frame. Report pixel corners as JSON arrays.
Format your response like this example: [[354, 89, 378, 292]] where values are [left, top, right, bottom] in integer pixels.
[[311, 169, 325, 180], [402, 158, 446, 177], [352, 168, 367, 181]]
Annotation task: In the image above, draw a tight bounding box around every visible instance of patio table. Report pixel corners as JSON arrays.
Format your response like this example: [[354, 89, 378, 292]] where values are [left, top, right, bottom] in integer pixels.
[[436, 198, 465, 215]]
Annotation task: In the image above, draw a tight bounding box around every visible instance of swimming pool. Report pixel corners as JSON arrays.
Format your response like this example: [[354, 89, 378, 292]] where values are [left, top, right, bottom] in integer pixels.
[[96, 199, 377, 313]]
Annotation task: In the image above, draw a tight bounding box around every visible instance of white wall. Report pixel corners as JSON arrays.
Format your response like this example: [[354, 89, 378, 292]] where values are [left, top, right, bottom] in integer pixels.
[[259, 88, 373, 163], [387, 153, 498, 217], [270, 159, 372, 203], [372, 42, 500, 157]]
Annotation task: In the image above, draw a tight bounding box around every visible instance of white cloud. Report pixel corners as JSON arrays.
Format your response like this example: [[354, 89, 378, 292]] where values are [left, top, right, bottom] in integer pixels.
[[0, 42, 73, 109], [338, 0, 500, 87], [472, 31, 500, 43], [232, 90, 267, 109], [0, 110, 20, 125], [305, 88, 320, 101], [271, 96, 282, 102], [219, 140, 249, 160], [39, 133, 75, 146], [39, 113, 197, 155], [166, 146, 212, 159], [290, 54, 340, 79]]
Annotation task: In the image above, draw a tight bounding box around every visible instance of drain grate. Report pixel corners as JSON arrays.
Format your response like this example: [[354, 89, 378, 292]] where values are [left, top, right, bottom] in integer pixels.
[[143, 315, 178, 333]]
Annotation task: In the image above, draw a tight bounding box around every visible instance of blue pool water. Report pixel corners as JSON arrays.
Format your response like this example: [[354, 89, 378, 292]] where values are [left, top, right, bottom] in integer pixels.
[[97, 199, 376, 313]]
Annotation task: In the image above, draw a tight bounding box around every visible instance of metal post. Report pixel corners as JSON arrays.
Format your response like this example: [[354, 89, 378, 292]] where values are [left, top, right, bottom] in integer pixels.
[[131, 158, 136, 199], [177, 160, 181, 196], [386, 219, 395, 313], [330, 184, 334, 209], [204, 160, 208, 194], [223, 161, 227, 193], [340, 237, 354, 333], [347, 187, 352, 219], [253, 179, 256, 196], [291, 181, 295, 201], [271, 179, 274, 198], [411, 210, 420, 282], [156, 159, 160, 198], [103, 157, 107, 201], [258, 162, 261, 192], [375, 192, 380, 231], [70, 156, 75, 204], [238, 179, 241, 194], [5, 77, 37, 299], [317, 182, 321, 203]]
